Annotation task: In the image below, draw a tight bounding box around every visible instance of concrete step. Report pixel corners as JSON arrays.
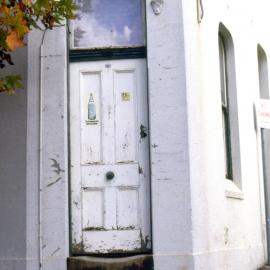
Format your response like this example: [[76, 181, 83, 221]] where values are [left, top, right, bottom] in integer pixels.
[[67, 255, 153, 270]]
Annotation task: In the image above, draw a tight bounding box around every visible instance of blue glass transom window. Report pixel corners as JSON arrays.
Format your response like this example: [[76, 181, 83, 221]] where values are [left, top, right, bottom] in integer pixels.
[[70, 0, 146, 49]]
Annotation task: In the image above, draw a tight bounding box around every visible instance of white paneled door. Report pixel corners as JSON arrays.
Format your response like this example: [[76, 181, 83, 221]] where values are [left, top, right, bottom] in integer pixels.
[[70, 59, 151, 254]]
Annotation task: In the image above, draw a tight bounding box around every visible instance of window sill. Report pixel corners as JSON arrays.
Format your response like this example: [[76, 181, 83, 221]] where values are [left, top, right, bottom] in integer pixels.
[[225, 179, 244, 200]]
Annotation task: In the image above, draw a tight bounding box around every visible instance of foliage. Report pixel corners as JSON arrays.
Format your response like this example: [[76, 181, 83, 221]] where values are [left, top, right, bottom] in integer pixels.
[[0, 0, 76, 94]]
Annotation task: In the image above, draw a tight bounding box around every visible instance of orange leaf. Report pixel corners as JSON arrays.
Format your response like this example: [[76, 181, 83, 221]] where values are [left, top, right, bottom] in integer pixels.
[[6, 31, 25, 51], [22, 0, 33, 4]]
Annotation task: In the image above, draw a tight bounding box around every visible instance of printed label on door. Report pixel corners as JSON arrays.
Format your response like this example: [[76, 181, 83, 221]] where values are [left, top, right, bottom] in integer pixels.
[[121, 92, 131, 101]]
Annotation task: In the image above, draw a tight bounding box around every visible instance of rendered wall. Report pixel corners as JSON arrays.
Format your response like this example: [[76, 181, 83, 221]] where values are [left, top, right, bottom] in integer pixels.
[[4, 0, 270, 270], [0, 49, 27, 269], [25, 26, 69, 270], [182, 0, 270, 269], [34, 27, 69, 270], [25, 0, 192, 269], [145, 0, 194, 269], [0, 25, 69, 270]]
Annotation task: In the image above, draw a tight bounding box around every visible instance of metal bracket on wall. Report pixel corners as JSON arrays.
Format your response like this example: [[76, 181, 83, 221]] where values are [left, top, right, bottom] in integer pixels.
[[197, 0, 204, 23], [151, 0, 164, 15]]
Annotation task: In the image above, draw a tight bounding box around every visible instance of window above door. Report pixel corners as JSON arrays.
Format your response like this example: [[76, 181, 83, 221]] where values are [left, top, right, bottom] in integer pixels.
[[70, 0, 146, 50]]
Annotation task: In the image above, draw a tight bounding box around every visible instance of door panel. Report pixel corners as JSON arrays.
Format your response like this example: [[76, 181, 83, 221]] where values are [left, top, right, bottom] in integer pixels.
[[114, 69, 137, 163], [80, 71, 102, 163], [70, 59, 151, 254]]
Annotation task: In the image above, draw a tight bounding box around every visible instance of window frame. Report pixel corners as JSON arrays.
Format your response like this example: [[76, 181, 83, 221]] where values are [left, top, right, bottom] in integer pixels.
[[69, 47, 146, 62], [257, 45, 270, 99], [219, 34, 233, 180], [218, 23, 242, 192]]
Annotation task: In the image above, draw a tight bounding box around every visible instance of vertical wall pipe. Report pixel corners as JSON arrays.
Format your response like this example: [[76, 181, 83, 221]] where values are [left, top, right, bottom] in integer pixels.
[[262, 129, 270, 265], [39, 30, 47, 269], [39, 43, 43, 270], [258, 45, 270, 265]]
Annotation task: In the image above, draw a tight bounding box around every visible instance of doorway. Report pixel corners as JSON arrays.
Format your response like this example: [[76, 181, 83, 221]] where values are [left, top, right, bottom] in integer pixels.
[[69, 0, 151, 255]]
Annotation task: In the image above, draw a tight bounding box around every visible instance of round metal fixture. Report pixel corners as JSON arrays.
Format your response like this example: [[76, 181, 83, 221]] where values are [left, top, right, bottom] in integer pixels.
[[106, 171, 115, 180]]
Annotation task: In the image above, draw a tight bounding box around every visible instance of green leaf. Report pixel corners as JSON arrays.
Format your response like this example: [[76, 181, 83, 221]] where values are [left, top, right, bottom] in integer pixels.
[[0, 74, 23, 95], [0, 0, 77, 95]]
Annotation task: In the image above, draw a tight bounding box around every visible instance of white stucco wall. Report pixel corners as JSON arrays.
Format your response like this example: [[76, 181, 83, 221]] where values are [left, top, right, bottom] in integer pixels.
[[23, 1, 193, 269], [146, 0, 193, 269], [1, 0, 270, 270], [0, 48, 28, 270], [182, 0, 270, 269], [22, 27, 69, 270]]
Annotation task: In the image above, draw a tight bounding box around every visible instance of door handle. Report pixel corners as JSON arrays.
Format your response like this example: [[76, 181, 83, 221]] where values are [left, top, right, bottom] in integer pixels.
[[140, 125, 147, 138], [106, 171, 115, 180]]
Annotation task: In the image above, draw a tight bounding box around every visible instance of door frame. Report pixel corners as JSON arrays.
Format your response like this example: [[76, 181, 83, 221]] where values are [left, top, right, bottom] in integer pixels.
[[67, 0, 152, 255]]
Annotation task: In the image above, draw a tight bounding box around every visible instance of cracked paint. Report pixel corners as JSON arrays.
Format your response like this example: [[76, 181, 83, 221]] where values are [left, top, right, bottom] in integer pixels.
[[50, 247, 61, 256], [50, 158, 65, 175], [46, 177, 62, 187]]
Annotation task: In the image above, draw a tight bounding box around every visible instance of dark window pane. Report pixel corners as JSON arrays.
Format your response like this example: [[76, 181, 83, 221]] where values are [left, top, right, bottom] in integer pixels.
[[219, 35, 233, 180], [219, 37, 227, 107]]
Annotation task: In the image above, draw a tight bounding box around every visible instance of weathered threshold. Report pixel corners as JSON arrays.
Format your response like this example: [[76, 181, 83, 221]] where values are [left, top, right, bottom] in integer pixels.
[[67, 255, 154, 270], [259, 266, 270, 270]]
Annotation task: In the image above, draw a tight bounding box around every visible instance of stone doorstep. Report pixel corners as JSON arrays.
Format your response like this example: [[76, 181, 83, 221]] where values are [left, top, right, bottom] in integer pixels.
[[67, 255, 154, 270]]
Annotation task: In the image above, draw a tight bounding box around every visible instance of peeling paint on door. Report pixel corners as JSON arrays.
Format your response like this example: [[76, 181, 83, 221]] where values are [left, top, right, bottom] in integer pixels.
[[70, 59, 151, 254]]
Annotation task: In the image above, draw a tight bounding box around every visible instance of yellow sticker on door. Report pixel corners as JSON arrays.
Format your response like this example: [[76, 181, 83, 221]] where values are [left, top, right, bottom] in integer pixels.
[[121, 92, 131, 101]]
